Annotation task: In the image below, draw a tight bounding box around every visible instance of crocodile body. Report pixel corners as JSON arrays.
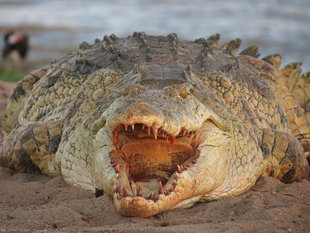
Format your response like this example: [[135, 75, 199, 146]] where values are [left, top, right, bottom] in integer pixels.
[[1, 33, 309, 217]]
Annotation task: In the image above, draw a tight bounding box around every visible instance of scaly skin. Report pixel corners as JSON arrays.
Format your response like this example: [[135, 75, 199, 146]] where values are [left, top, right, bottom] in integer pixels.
[[0, 33, 309, 217]]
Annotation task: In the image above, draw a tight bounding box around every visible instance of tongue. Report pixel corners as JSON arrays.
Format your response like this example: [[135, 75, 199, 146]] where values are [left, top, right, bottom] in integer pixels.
[[120, 140, 194, 183]]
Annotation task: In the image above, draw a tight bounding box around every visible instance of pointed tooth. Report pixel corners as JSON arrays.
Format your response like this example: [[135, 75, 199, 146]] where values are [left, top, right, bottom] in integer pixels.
[[182, 130, 187, 136], [154, 194, 159, 201], [147, 127, 151, 135], [173, 180, 178, 186], [115, 164, 120, 173], [177, 165, 182, 173], [169, 186, 174, 192], [137, 183, 142, 196], [115, 180, 120, 193], [153, 128, 158, 139], [124, 124, 128, 131], [115, 141, 120, 151], [158, 181, 163, 194], [142, 124, 145, 130], [131, 181, 137, 196], [149, 192, 153, 200], [131, 124, 135, 130], [175, 173, 180, 179], [123, 186, 128, 197]]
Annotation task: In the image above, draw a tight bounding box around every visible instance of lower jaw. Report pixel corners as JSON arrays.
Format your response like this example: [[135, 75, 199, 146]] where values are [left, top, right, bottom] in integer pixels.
[[113, 181, 183, 217], [112, 165, 201, 217]]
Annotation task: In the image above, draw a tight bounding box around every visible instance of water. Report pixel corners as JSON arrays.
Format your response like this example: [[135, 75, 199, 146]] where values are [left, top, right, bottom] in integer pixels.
[[0, 0, 309, 71]]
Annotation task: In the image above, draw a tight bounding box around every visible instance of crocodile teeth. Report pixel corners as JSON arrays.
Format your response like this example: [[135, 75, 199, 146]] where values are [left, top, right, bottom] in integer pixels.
[[115, 164, 120, 173], [130, 181, 137, 196], [177, 165, 182, 173], [131, 124, 135, 130], [115, 180, 120, 193], [137, 183, 142, 196], [158, 181, 163, 194], [124, 124, 128, 131], [147, 126, 151, 135], [123, 186, 128, 197], [153, 127, 158, 139]]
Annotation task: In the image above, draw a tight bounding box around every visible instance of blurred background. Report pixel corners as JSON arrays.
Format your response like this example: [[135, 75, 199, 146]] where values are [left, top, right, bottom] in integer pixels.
[[0, 0, 309, 82]]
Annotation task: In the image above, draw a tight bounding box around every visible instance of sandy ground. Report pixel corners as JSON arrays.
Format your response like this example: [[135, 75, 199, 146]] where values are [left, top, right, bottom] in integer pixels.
[[0, 168, 309, 233], [0, 81, 309, 233]]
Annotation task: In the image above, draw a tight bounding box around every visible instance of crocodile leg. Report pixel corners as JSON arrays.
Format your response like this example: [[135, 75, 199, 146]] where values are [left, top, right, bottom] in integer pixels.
[[2, 67, 47, 133], [261, 128, 309, 183], [0, 120, 62, 176]]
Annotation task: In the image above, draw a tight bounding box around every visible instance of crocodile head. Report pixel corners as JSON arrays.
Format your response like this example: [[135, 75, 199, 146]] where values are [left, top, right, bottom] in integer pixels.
[[93, 75, 232, 217]]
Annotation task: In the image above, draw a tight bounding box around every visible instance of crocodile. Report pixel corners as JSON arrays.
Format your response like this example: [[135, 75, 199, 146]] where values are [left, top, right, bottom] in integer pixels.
[[0, 32, 309, 217]]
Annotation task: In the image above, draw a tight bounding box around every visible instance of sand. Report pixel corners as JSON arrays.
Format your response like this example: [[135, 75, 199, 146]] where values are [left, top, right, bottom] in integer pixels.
[[0, 81, 309, 233]]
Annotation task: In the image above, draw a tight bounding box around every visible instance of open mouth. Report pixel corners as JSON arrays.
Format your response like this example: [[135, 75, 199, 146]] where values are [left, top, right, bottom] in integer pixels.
[[110, 123, 200, 201]]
